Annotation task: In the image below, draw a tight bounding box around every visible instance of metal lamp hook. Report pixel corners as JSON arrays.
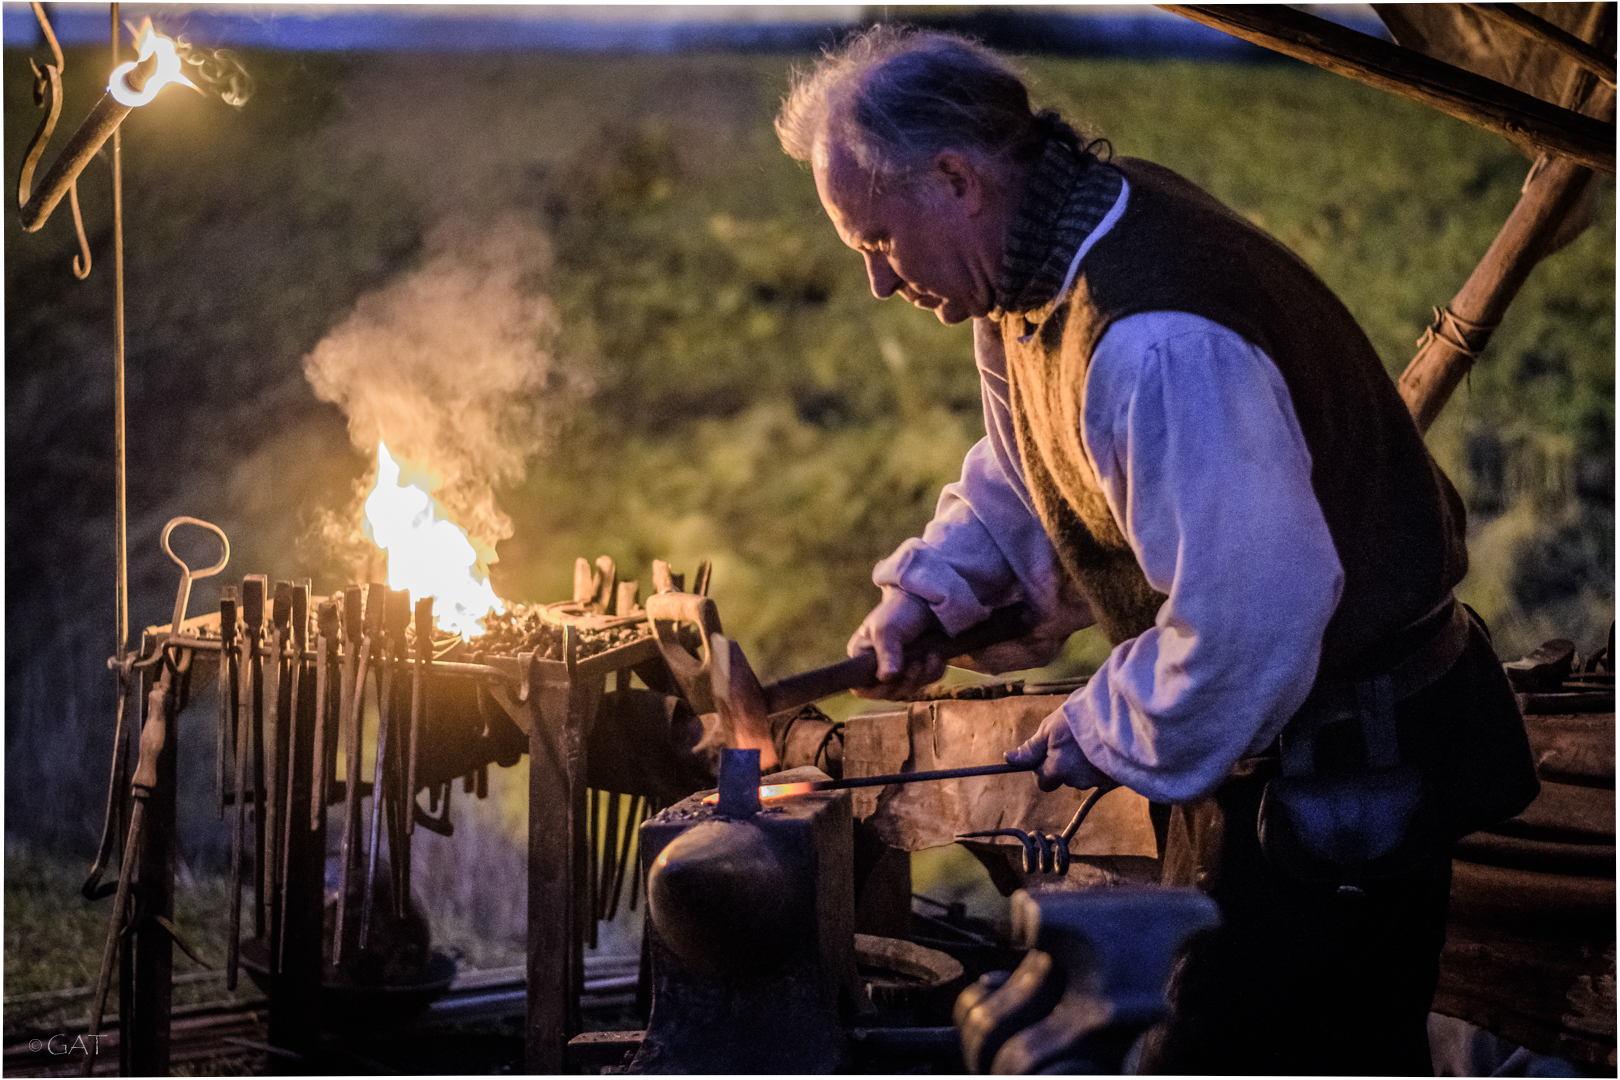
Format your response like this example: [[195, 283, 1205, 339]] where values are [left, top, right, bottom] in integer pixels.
[[18, 2, 93, 277], [16, 5, 175, 238]]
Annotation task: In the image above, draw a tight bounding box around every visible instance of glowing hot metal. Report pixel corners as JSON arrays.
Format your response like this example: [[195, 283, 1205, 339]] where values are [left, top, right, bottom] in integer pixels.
[[700, 761, 1032, 804]]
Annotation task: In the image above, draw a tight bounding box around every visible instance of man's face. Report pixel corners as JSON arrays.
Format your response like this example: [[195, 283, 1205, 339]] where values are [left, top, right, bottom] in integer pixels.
[[814, 139, 995, 325]]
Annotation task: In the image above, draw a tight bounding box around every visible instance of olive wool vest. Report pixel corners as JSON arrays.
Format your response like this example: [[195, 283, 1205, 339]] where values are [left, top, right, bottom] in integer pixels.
[[996, 157, 1469, 669]]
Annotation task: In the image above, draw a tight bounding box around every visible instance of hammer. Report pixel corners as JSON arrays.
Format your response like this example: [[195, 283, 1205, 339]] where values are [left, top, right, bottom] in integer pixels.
[[645, 592, 1033, 766]]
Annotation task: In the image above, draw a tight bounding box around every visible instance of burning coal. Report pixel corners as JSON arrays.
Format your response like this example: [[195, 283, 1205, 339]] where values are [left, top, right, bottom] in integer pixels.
[[305, 214, 578, 591]]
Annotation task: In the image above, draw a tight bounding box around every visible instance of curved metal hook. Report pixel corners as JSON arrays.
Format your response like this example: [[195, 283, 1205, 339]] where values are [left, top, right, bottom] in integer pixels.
[[19, 55, 63, 212], [958, 827, 1044, 873], [69, 182, 91, 278], [160, 516, 230, 633], [19, 4, 94, 280], [956, 783, 1111, 876]]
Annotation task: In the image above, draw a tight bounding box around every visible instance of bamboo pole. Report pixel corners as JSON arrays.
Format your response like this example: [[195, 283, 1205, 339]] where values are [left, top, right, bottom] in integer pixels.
[[1159, 5, 1615, 173], [1397, 153, 1598, 434]]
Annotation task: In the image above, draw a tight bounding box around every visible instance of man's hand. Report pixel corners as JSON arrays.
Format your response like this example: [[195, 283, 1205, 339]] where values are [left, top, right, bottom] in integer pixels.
[[847, 587, 946, 700], [1007, 709, 1114, 793]]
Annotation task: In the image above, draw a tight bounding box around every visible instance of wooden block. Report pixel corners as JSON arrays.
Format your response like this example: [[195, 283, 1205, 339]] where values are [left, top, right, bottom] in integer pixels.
[[842, 697, 1158, 857]]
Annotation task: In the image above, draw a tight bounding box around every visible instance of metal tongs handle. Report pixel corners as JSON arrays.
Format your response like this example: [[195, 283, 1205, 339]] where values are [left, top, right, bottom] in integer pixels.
[[160, 516, 230, 636]]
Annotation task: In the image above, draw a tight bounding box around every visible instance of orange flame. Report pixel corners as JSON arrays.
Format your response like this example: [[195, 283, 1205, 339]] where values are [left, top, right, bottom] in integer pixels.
[[109, 18, 196, 107], [363, 442, 504, 637], [700, 782, 819, 805]]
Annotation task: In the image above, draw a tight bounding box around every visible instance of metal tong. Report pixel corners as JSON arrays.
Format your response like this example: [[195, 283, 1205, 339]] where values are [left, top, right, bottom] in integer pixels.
[[361, 588, 410, 949], [228, 575, 265, 989], [958, 782, 1115, 875], [83, 517, 227, 1073], [333, 584, 376, 965]]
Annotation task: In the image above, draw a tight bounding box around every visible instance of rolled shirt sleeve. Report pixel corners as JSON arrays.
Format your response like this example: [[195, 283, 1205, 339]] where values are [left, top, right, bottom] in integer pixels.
[[1062, 312, 1344, 802], [874, 319, 1095, 646]]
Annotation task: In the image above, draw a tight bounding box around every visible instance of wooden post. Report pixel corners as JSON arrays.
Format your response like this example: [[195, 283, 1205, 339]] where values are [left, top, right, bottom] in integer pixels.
[[526, 639, 604, 1073], [1159, 5, 1615, 172], [124, 662, 175, 1075], [1398, 153, 1599, 433]]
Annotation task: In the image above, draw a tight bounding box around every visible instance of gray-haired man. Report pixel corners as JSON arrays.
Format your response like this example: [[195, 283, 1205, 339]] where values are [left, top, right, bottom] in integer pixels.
[[778, 25, 1537, 1074]]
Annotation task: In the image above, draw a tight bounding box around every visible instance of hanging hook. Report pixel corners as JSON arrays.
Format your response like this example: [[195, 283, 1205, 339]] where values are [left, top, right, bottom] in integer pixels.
[[18, 5, 66, 212], [17, 10, 166, 237], [16, 4, 95, 278]]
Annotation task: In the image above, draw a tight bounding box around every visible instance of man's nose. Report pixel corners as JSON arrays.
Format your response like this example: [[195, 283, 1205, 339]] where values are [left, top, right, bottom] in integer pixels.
[[864, 252, 902, 299]]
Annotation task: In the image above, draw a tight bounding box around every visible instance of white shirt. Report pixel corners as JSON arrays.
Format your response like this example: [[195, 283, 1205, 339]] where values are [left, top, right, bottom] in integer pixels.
[[873, 191, 1344, 803]]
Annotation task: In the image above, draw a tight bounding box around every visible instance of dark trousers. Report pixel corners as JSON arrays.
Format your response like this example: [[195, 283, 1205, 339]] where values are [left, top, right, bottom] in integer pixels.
[[1137, 764, 1453, 1076]]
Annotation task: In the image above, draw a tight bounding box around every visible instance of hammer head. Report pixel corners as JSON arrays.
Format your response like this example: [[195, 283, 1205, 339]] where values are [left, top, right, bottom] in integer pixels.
[[709, 632, 774, 761]]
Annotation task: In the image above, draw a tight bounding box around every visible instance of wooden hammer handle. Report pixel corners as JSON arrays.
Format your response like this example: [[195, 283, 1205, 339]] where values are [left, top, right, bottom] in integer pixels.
[[763, 602, 1034, 715]]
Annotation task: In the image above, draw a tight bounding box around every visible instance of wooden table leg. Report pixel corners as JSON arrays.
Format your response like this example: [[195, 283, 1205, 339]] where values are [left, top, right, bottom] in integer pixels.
[[526, 646, 604, 1073]]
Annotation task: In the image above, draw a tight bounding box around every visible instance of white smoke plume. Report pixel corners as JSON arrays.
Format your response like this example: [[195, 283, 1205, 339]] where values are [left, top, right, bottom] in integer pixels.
[[304, 213, 575, 563]]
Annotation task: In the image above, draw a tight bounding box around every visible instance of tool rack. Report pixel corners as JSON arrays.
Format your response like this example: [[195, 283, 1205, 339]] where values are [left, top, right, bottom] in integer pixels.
[[112, 587, 661, 1075]]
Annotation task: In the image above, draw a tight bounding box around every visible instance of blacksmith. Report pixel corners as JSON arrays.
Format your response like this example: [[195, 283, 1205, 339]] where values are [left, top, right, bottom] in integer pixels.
[[776, 26, 1539, 1075]]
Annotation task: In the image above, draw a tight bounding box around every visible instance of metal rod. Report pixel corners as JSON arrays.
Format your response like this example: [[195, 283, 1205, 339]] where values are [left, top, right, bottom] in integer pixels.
[[586, 787, 599, 948], [605, 794, 638, 923], [112, 3, 127, 662], [311, 602, 338, 831], [216, 589, 238, 821], [260, 588, 287, 963], [406, 597, 432, 837], [227, 579, 262, 991], [723, 761, 1035, 796], [360, 590, 404, 949], [80, 669, 132, 901], [332, 587, 365, 967], [599, 790, 620, 924], [276, 585, 308, 972]]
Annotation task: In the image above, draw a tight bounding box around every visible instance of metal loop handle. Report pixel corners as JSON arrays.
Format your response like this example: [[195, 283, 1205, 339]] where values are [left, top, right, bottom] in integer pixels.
[[160, 516, 229, 633]]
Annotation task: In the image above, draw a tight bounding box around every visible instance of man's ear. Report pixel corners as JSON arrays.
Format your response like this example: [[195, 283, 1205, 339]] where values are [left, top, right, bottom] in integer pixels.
[[932, 149, 987, 215]]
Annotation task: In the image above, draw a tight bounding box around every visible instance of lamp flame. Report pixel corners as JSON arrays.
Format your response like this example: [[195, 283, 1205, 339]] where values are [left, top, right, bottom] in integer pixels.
[[109, 19, 196, 107], [364, 441, 505, 638]]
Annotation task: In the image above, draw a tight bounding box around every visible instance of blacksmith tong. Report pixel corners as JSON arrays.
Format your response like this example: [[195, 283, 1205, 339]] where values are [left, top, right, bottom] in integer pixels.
[[82, 517, 228, 1075]]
